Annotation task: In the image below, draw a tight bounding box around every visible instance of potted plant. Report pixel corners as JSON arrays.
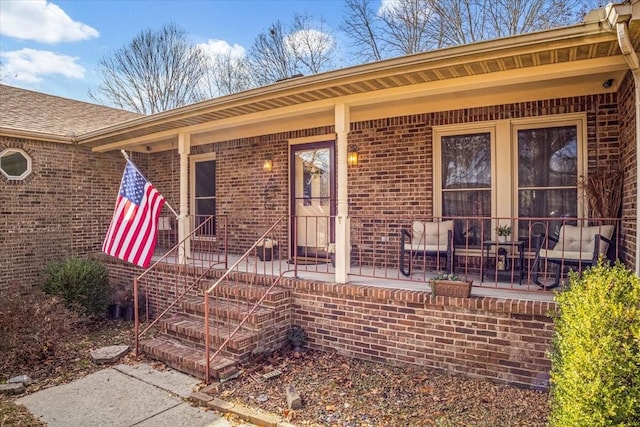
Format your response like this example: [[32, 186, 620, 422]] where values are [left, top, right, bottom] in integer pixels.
[[429, 272, 473, 298], [256, 238, 278, 261], [496, 224, 512, 242], [287, 325, 307, 351]]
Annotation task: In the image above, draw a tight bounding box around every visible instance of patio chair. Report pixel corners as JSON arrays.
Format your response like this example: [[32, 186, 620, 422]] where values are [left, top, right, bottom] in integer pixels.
[[399, 220, 454, 276], [531, 224, 615, 289]]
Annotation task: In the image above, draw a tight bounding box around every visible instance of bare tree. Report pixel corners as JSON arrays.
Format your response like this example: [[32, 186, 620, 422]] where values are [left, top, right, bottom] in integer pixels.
[[379, 0, 436, 55], [342, 0, 600, 60], [341, 0, 384, 62], [202, 51, 255, 97], [249, 21, 298, 86], [288, 13, 337, 74], [249, 15, 336, 86], [90, 23, 208, 114]]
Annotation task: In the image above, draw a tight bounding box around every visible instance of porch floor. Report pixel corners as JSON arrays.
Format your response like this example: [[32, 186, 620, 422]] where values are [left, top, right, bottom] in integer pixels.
[[155, 253, 556, 303]]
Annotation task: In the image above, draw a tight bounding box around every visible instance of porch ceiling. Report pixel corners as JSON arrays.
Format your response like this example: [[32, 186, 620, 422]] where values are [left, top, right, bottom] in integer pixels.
[[81, 20, 634, 153]]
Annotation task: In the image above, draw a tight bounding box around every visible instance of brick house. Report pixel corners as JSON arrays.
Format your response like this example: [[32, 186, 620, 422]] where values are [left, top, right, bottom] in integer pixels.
[[1, 3, 638, 388]]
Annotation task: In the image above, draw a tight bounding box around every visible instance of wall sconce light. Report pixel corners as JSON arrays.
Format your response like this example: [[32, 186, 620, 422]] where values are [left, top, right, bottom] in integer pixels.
[[347, 145, 359, 167], [263, 158, 273, 172]]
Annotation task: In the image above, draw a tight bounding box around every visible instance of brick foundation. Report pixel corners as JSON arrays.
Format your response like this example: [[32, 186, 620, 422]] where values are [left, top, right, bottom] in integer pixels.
[[102, 257, 554, 389]]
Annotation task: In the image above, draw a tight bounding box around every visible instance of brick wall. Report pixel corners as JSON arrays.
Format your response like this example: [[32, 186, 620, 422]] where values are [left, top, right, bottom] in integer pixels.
[[101, 256, 554, 389], [284, 278, 555, 389], [347, 95, 620, 220], [0, 137, 123, 291], [617, 71, 638, 268]]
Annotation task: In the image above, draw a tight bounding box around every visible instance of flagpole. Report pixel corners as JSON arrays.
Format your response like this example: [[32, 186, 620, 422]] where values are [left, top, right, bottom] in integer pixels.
[[120, 150, 179, 219]]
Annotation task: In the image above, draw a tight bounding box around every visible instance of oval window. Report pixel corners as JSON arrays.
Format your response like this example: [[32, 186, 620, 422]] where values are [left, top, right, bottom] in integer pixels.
[[0, 148, 32, 180]]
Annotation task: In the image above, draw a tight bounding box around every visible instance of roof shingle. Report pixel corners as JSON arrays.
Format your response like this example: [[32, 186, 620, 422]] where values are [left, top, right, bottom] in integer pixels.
[[0, 84, 142, 138]]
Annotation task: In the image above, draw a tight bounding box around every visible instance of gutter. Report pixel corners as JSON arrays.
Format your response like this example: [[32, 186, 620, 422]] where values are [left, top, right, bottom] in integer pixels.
[[0, 127, 76, 144], [605, 1, 640, 275]]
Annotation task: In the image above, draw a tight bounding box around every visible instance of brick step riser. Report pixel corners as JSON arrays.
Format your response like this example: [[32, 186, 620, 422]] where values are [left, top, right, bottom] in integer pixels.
[[162, 323, 257, 359], [198, 282, 290, 306], [139, 341, 237, 380], [159, 315, 258, 347], [181, 303, 273, 331], [161, 327, 257, 360]]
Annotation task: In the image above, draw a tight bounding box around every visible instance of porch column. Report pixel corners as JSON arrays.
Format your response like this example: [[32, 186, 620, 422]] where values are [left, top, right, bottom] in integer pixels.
[[335, 104, 350, 283], [178, 133, 191, 264]]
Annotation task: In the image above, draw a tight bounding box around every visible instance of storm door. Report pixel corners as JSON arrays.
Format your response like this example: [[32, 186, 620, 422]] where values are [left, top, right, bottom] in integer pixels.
[[290, 142, 335, 259]]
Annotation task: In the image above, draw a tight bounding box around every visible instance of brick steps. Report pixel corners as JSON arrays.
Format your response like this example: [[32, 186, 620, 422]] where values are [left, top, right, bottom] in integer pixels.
[[160, 314, 257, 359], [140, 336, 237, 380], [181, 297, 274, 330], [202, 281, 291, 307], [139, 281, 291, 381]]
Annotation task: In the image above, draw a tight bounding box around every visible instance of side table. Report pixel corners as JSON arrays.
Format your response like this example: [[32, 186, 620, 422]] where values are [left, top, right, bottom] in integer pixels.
[[482, 240, 525, 285]]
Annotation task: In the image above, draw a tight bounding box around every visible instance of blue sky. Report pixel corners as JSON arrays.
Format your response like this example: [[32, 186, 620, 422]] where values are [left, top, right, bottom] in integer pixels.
[[0, 0, 358, 103]]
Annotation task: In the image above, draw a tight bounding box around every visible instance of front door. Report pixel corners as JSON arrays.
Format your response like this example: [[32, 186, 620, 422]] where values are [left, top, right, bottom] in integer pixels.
[[290, 142, 335, 259]]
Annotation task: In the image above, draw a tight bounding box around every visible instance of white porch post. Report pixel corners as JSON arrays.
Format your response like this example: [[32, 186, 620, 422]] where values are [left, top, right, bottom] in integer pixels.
[[335, 104, 350, 283], [178, 133, 191, 264]]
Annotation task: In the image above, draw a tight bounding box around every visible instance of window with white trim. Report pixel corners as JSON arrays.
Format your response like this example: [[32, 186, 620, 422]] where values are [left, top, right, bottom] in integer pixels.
[[190, 153, 216, 236], [434, 115, 585, 245], [0, 148, 31, 180]]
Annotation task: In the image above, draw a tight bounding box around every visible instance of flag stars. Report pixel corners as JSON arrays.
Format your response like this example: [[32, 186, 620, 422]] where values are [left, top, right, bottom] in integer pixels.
[[119, 163, 146, 205]]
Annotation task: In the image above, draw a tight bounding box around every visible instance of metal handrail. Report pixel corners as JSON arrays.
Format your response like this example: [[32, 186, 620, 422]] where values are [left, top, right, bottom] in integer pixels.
[[133, 215, 225, 355], [203, 215, 295, 382]]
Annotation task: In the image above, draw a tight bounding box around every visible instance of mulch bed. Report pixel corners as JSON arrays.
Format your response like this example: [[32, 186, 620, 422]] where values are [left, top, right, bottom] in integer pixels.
[[205, 347, 550, 426]]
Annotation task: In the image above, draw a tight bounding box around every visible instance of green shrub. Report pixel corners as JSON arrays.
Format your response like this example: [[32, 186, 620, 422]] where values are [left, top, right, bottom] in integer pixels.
[[549, 261, 640, 426], [42, 257, 110, 317]]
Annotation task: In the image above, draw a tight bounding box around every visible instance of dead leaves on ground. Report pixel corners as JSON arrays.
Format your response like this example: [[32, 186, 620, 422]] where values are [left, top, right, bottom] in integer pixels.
[[208, 348, 550, 426]]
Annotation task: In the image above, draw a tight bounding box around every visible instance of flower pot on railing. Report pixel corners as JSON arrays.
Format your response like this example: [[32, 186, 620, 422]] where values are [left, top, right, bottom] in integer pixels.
[[257, 238, 278, 261]]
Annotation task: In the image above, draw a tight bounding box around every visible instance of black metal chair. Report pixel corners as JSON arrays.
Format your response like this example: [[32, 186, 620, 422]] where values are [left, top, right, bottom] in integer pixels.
[[531, 224, 614, 289], [399, 220, 454, 276]]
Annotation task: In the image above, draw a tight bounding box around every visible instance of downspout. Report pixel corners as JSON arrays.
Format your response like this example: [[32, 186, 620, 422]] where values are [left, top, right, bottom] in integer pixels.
[[605, 2, 640, 275]]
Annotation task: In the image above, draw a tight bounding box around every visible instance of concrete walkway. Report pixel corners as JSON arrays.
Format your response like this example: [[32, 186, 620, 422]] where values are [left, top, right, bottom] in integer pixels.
[[16, 363, 232, 427]]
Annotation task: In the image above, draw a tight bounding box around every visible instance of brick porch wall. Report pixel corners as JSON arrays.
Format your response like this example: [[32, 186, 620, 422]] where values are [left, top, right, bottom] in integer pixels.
[[281, 277, 555, 390], [102, 257, 554, 389]]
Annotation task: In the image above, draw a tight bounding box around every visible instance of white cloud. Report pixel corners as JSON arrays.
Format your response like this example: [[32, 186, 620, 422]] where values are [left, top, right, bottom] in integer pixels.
[[197, 39, 245, 61], [378, 0, 400, 15], [0, 0, 99, 43], [1, 48, 85, 83], [284, 29, 334, 56]]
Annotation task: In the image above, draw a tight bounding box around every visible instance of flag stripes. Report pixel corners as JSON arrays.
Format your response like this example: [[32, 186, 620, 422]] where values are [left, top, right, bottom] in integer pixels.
[[103, 162, 165, 268]]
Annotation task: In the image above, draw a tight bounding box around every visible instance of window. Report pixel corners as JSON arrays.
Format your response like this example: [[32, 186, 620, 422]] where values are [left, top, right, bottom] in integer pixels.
[[0, 148, 31, 180], [436, 130, 493, 246], [190, 154, 216, 236], [516, 124, 580, 239], [434, 115, 585, 247]]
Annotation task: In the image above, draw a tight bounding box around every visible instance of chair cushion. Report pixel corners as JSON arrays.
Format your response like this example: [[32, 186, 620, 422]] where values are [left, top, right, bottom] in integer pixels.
[[539, 249, 594, 262], [555, 224, 614, 257], [410, 220, 453, 249]]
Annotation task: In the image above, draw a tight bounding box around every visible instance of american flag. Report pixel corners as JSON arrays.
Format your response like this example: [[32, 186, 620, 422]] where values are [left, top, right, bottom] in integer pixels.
[[102, 161, 166, 268]]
